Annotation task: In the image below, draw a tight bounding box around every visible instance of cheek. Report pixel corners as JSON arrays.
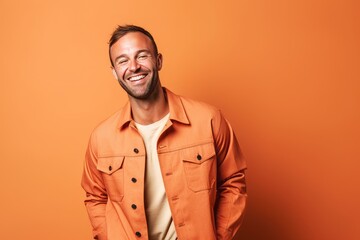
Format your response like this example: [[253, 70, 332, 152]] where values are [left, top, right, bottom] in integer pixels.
[[117, 68, 127, 79]]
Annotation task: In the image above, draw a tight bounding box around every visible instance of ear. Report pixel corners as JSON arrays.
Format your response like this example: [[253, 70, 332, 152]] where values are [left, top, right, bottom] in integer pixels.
[[111, 68, 119, 80], [157, 53, 163, 70]]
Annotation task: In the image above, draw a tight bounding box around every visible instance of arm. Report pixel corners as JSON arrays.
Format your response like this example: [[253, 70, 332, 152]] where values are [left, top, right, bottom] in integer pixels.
[[212, 110, 247, 240], [81, 132, 108, 240]]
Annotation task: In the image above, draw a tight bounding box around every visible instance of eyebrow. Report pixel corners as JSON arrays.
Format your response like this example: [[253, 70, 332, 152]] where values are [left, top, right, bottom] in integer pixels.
[[114, 49, 152, 63]]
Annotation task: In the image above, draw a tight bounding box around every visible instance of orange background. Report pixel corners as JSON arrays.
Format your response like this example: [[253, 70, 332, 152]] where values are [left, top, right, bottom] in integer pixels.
[[1, 0, 359, 239]]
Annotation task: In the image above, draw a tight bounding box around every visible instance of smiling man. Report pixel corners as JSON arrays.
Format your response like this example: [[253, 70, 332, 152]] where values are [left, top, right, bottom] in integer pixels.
[[81, 25, 247, 240]]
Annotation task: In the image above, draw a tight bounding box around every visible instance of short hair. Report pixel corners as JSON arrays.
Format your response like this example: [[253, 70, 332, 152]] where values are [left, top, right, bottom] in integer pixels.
[[108, 25, 159, 66]]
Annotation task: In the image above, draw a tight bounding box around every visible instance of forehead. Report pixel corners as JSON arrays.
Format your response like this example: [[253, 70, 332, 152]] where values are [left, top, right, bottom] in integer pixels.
[[111, 32, 155, 55]]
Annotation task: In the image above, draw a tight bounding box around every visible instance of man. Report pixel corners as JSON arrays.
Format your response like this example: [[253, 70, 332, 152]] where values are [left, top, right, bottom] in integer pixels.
[[81, 25, 247, 240]]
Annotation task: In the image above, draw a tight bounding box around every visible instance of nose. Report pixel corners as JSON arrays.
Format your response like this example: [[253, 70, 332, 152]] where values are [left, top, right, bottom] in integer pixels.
[[128, 59, 140, 72]]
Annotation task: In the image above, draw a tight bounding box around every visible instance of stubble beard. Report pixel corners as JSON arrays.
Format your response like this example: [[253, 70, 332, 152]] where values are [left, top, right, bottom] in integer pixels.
[[118, 71, 160, 100]]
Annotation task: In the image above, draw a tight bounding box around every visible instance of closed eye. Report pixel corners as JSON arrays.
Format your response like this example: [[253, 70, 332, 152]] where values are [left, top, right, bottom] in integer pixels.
[[137, 54, 149, 60], [117, 58, 128, 65]]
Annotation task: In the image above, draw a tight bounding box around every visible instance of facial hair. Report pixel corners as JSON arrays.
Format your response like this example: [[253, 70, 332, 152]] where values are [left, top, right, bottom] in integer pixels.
[[118, 70, 160, 100]]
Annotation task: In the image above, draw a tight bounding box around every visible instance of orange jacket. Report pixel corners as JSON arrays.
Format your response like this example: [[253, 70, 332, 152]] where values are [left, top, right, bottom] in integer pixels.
[[81, 88, 247, 240]]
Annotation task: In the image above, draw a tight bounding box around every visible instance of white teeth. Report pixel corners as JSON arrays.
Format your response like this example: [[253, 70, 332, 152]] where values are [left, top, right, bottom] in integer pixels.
[[129, 75, 146, 81]]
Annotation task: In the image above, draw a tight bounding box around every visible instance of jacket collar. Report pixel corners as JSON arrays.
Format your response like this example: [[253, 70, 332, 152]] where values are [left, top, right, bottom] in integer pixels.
[[117, 87, 190, 129]]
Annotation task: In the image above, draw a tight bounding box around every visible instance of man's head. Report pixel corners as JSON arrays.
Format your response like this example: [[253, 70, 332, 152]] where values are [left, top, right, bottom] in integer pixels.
[[109, 25, 162, 100], [109, 25, 159, 67]]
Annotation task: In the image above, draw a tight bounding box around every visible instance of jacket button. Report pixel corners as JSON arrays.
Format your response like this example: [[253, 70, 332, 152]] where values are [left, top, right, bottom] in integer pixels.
[[131, 177, 137, 183], [108, 166, 112, 171], [131, 204, 137, 209], [197, 154, 202, 160], [135, 231, 141, 237], [134, 148, 139, 154]]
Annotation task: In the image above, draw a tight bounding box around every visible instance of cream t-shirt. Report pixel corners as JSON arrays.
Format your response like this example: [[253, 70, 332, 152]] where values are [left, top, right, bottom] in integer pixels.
[[135, 113, 177, 240]]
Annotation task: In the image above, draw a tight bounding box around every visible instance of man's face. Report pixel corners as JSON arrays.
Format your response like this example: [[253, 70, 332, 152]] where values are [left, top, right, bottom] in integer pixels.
[[110, 32, 162, 100]]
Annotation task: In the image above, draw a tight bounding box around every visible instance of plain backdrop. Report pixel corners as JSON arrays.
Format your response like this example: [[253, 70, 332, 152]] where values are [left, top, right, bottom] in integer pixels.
[[0, 0, 359, 239]]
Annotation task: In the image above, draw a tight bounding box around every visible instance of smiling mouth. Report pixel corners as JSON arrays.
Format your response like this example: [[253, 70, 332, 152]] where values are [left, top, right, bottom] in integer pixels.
[[128, 74, 147, 81]]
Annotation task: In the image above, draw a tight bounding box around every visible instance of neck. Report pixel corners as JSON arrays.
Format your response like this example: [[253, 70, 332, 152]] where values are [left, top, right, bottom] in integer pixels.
[[129, 85, 169, 125]]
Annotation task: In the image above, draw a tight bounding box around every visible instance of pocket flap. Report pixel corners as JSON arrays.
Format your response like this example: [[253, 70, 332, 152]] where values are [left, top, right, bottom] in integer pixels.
[[182, 143, 215, 164], [97, 156, 125, 175]]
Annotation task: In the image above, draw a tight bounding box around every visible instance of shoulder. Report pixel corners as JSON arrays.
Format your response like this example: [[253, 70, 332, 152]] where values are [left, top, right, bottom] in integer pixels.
[[181, 95, 218, 111], [90, 107, 125, 140], [178, 94, 221, 118], [180, 95, 225, 130]]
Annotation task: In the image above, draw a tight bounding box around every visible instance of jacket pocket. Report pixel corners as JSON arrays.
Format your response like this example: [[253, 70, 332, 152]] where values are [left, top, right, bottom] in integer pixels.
[[182, 143, 216, 192], [97, 156, 125, 202]]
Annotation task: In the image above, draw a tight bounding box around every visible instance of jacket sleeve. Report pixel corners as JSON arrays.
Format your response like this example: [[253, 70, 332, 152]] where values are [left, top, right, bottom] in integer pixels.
[[212, 110, 247, 240], [81, 132, 108, 240]]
